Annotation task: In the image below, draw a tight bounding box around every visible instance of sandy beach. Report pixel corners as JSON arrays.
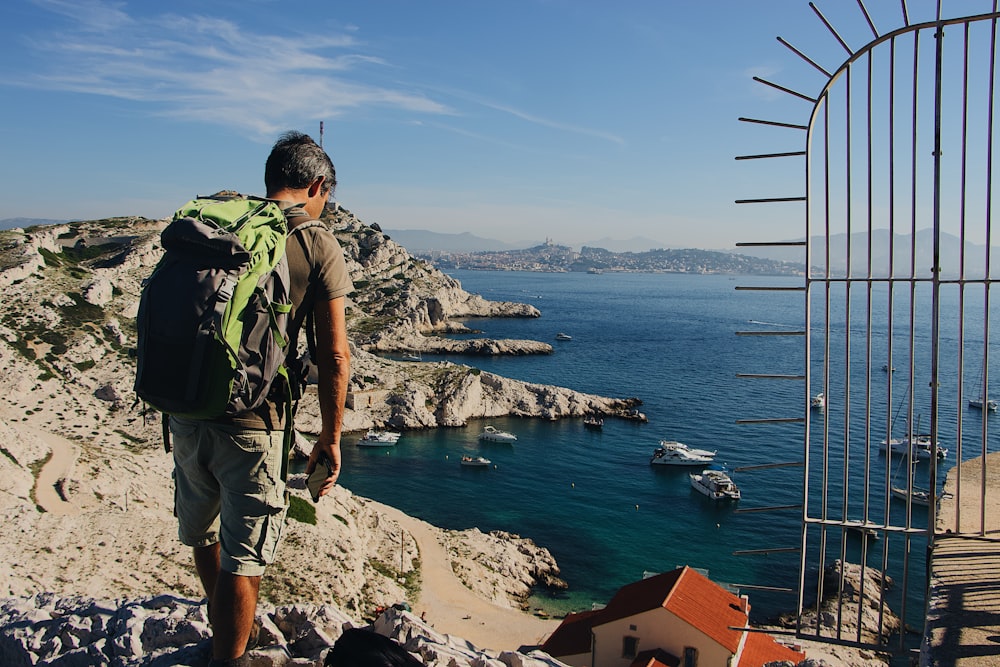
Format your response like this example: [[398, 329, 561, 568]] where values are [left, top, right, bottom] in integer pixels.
[[370, 501, 560, 652]]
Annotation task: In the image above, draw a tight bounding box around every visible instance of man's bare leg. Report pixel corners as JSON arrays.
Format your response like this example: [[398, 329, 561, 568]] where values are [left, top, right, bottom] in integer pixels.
[[193, 544, 221, 607], [211, 571, 261, 660]]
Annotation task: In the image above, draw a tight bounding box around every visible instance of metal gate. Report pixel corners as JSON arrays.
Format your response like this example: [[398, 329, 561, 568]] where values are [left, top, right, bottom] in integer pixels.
[[736, 1, 1000, 655]]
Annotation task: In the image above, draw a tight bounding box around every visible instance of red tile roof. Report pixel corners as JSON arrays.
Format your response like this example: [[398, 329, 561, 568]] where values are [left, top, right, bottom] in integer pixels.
[[736, 631, 806, 667], [600, 566, 747, 653], [541, 566, 804, 667]]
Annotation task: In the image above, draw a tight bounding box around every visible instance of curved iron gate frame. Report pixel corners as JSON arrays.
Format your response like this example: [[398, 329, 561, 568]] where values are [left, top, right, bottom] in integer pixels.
[[737, 2, 1000, 655]]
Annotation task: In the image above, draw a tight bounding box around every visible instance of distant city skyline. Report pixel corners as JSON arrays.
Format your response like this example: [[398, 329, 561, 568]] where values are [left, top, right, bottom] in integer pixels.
[[0, 1, 990, 249]]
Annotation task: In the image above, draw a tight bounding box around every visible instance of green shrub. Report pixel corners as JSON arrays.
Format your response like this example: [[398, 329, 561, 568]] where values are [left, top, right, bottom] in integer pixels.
[[287, 496, 317, 525]]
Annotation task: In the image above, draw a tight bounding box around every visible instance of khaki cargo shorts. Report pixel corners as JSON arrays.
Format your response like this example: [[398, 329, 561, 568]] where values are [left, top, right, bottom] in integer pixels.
[[170, 417, 288, 577]]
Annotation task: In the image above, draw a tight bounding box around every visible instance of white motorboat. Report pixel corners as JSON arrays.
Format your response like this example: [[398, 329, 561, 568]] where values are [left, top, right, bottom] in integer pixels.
[[650, 441, 717, 467], [879, 433, 948, 461], [555, 332, 572, 341], [401, 351, 422, 362], [460, 455, 492, 467], [689, 468, 741, 501], [357, 430, 401, 447], [583, 416, 604, 430], [479, 425, 517, 443], [810, 393, 825, 409]]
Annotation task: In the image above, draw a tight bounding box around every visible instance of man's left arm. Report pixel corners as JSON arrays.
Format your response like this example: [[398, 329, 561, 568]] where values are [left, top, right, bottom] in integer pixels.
[[305, 295, 350, 496]]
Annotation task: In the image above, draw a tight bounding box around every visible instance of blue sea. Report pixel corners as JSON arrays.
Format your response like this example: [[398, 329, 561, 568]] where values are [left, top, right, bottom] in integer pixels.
[[333, 269, 999, 629]]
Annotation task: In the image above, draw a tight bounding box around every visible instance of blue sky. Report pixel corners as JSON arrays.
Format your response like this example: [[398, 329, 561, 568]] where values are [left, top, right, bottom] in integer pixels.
[[0, 1, 991, 249]]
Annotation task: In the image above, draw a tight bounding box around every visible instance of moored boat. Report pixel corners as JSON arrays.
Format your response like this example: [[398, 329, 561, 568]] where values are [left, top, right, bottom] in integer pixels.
[[650, 441, 717, 467], [479, 425, 517, 443], [583, 416, 604, 430], [969, 396, 998, 412], [878, 433, 948, 461], [689, 467, 741, 501], [357, 430, 402, 447], [460, 455, 492, 467], [890, 485, 953, 506]]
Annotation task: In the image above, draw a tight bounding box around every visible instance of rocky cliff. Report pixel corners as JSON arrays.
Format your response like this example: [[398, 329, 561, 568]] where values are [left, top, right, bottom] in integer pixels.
[[0, 207, 642, 433]]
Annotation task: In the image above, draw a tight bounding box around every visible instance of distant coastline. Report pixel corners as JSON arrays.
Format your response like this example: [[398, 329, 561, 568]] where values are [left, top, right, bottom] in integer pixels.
[[417, 241, 805, 276]]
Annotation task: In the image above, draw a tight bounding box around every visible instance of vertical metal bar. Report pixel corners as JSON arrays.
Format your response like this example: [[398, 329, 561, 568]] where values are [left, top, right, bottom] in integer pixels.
[[954, 21, 972, 534], [857, 49, 882, 642], [878, 34, 898, 639], [926, 19, 945, 645], [899, 26, 922, 648], [799, 67, 817, 642], [815, 95, 833, 640], [982, 9, 999, 537]]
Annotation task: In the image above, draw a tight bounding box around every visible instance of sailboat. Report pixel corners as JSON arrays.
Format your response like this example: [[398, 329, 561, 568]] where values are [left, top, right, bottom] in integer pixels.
[[969, 357, 998, 412]]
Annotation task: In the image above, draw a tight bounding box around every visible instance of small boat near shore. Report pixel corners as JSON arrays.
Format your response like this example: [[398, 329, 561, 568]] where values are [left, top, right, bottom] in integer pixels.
[[650, 441, 717, 467], [879, 433, 948, 461], [583, 416, 604, 430], [357, 430, 402, 447], [689, 467, 741, 501], [479, 425, 517, 443], [555, 332, 572, 341], [890, 485, 953, 506], [460, 455, 492, 467]]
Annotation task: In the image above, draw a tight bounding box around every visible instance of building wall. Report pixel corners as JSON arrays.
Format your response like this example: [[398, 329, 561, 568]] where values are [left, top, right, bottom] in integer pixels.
[[591, 608, 733, 667], [554, 651, 592, 667]]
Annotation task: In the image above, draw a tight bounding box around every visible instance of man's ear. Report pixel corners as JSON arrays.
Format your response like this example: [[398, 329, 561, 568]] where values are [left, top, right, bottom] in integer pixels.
[[307, 176, 326, 198]]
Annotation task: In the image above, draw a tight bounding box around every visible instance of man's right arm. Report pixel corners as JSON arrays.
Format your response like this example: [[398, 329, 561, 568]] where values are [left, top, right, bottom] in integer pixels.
[[305, 295, 350, 496]]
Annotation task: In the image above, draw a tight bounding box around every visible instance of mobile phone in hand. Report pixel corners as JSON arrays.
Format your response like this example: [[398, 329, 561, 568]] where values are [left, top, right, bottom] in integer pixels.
[[307, 455, 332, 503]]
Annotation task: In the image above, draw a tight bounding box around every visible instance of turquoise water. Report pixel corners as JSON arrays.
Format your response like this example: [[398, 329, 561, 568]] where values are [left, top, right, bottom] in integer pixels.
[[334, 270, 998, 627]]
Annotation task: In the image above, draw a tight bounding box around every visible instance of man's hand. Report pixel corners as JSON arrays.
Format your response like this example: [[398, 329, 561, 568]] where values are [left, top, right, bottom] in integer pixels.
[[305, 437, 341, 498]]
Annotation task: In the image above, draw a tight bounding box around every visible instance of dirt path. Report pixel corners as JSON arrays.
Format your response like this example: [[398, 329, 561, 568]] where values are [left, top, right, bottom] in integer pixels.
[[31, 426, 80, 516], [371, 501, 559, 653]]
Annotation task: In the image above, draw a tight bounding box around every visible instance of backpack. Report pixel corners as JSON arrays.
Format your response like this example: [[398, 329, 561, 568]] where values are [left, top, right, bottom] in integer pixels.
[[134, 195, 320, 442]]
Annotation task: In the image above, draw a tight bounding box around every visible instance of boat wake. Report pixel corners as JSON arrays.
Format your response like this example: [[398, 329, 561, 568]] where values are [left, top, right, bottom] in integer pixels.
[[747, 319, 799, 328]]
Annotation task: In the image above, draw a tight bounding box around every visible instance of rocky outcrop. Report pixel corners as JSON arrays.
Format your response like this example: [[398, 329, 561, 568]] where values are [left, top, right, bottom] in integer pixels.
[[444, 529, 567, 609], [767, 560, 899, 665], [0, 595, 569, 667]]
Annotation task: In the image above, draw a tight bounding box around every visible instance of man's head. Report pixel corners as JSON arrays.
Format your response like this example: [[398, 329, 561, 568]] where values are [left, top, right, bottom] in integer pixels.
[[265, 131, 337, 217]]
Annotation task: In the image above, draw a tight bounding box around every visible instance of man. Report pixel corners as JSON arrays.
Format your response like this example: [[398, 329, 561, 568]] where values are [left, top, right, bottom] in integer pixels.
[[170, 131, 352, 666]]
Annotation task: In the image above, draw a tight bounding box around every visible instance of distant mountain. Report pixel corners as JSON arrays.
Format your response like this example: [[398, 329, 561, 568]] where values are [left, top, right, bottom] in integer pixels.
[[1, 217, 70, 230], [734, 228, 1000, 278], [383, 229, 526, 253]]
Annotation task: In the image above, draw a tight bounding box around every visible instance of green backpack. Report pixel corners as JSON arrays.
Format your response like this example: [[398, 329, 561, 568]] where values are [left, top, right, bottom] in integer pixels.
[[134, 195, 314, 429]]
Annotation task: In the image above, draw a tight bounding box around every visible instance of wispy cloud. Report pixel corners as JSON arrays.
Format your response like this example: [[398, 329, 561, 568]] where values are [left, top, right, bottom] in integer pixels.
[[12, 2, 452, 137], [479, 100, 625, 146]]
